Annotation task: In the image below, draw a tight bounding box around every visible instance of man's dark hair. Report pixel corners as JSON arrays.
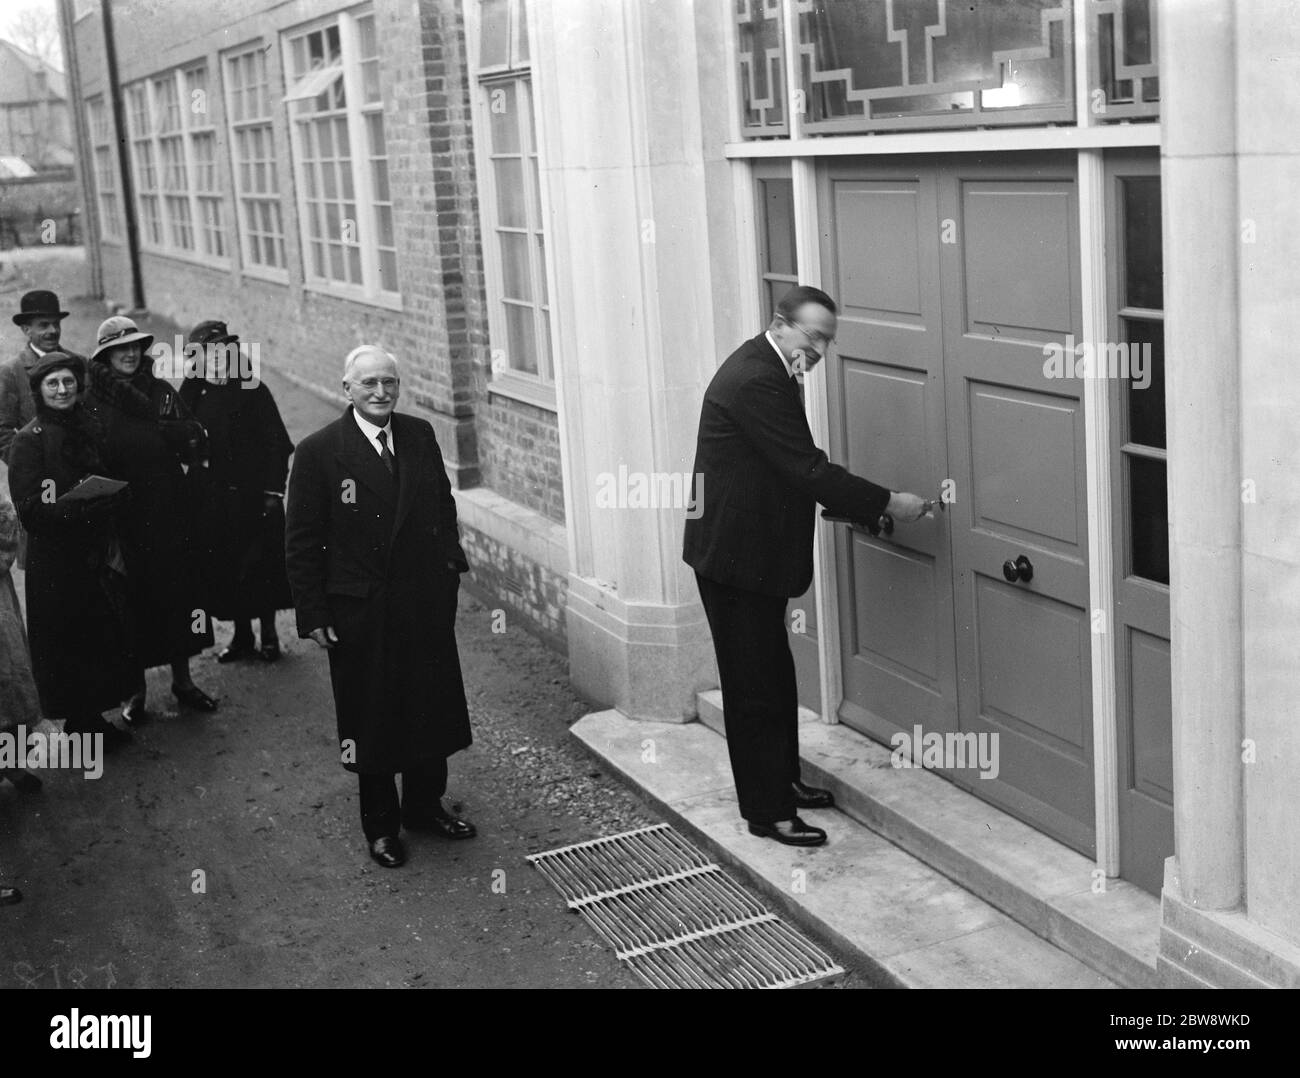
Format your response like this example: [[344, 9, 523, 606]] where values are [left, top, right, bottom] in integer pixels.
[[775, 285, 837, 320]]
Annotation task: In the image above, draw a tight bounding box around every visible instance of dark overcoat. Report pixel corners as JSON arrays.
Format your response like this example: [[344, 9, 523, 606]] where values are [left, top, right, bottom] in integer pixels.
[[82, 365, 214, 666], [180, 377, 294, 619], [284, 407, 471, 775], [7, 409, 137, 717], [682, 332, 892, 597]]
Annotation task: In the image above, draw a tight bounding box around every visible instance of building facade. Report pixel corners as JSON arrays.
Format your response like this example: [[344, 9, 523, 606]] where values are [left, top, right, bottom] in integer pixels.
[[64, 0, 568, 648], [67, 0, 1300, 987]]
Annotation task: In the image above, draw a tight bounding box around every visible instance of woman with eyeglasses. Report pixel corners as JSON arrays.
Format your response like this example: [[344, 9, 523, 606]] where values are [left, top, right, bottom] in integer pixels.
[[6, 352, 135, 753], [180, 320, 295, 664], [82, 316, 217, 723]]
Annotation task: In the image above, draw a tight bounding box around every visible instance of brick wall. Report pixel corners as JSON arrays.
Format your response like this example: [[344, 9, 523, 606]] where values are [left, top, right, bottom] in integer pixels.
[[460, 521, 567, 653]]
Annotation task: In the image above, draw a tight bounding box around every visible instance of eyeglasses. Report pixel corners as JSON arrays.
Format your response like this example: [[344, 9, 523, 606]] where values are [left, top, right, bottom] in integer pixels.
[[352, 377, 399, 392], [780, 315, 835, 352]]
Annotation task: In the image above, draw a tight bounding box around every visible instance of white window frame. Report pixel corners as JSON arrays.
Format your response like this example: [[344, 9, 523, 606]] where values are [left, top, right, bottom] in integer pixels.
[[187, 65, 228, 262], [465, 0, 557, 411], [126, 82, 162, 247], [281, 7, 401, 310], [126, 63, 231, 267], [84, 95, 121, 244], [222, 41, 289, 283]]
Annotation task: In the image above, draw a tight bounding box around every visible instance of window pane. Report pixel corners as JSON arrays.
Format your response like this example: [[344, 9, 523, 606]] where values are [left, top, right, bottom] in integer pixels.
[[376, 204, 394, 248], [1122, 176, 1163, 309], [487, 82, 520, 152], [1128, 455, 1169, 585], [536, 233, 547, 304], [735, 0, 786, 133], [539, 309, 551, 375], [481, 0, 509, 66], [505, 302, 537, 374], [514, 0, 530, 64], [379, 249, 398, 292], [796, 0, 1070, 132], [1123, 318, 1165, 450], [493, 158, 526, 227], [499, 231, 532, 301], [760, 178, 795, 276]]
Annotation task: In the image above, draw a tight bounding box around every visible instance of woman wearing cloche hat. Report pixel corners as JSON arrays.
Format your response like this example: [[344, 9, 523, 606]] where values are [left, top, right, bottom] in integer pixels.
[[83, 316, 218, 722]]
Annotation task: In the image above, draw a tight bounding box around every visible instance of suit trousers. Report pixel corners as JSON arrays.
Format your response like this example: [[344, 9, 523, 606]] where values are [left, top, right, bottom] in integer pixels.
[[695, 573, 799, 823], [358, 758, 448, 842]]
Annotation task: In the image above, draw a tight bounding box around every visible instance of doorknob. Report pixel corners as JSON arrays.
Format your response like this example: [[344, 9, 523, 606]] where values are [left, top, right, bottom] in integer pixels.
[[1001, 555, 1034, 583], [879, 512, 894, 536]]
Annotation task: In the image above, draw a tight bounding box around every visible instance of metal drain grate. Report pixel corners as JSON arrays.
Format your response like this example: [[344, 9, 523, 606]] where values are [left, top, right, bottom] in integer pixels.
[[527, 823, 844, 989]]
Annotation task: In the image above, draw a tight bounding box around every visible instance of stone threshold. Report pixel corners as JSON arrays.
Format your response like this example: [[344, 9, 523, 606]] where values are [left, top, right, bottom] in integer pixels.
[[698, 690, 1162, 989], [571, 706, 1121, 989]]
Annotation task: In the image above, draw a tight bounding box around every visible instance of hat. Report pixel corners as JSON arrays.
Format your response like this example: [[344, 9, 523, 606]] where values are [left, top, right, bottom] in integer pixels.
[[13, 290, 69, 325], [187, 319, 238, 346], [91, 315, 154, 362], [28, 351, 87, 395]]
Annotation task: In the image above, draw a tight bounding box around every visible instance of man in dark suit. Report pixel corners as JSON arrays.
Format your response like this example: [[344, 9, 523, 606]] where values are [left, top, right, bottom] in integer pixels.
[[285, 345, 475, 868], [2, 290, 82, 462], [684, 286, 927, 846]]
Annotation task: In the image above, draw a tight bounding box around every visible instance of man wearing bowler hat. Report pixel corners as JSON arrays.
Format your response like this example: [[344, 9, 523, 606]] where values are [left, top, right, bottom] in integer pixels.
[[1, 290, 83, 462]]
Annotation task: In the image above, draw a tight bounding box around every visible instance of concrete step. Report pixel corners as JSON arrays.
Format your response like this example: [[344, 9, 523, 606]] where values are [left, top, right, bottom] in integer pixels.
[[697, 690, 1161, 989], [571, 708, 1118, 989]]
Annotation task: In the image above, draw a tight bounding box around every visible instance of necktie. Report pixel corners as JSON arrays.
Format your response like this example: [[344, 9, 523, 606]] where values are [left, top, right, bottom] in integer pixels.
[[377, 429, 395, 475]]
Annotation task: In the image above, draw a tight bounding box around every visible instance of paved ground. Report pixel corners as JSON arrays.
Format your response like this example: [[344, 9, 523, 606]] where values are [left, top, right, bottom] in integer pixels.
[[0, 247, 863, 989]]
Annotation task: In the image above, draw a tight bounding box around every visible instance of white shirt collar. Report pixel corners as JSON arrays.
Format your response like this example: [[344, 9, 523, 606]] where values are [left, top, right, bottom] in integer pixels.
[[352, 406, 394, 455], [764, 330, 794, 379], [29, 342, 48, 358]]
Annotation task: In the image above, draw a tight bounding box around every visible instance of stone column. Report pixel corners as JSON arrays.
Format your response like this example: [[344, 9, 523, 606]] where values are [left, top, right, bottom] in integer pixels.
[[1235, 0, 1300, 944], [530, 0, 747, 721], [1159, 0, 1243, 910]]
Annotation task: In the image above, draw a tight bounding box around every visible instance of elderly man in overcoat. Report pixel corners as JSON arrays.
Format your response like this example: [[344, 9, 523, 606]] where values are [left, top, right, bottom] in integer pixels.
[[285, 345, 475, 868]]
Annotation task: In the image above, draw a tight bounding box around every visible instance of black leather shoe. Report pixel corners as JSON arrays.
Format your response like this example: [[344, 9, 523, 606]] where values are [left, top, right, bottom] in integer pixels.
[[792, 780, 835, 810], [257, 642, 282, 663], [0, 886, 21, 906], [747, 816, 828, 847], [217, 643, 257, 664], [172, 684, 218, 712], [404, 804, 477, 840], [369, 835, 406, 868]]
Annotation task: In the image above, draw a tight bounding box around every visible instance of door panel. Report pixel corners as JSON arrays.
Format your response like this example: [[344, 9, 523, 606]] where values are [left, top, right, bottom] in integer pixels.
[[822, 164, 957, 741], [941, 156, 1094, 854]]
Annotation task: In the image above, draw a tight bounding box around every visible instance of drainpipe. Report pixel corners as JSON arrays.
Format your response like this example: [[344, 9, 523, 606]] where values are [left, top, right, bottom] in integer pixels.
[[100, 0, 145, 313], [55, 0, 100, 296]]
